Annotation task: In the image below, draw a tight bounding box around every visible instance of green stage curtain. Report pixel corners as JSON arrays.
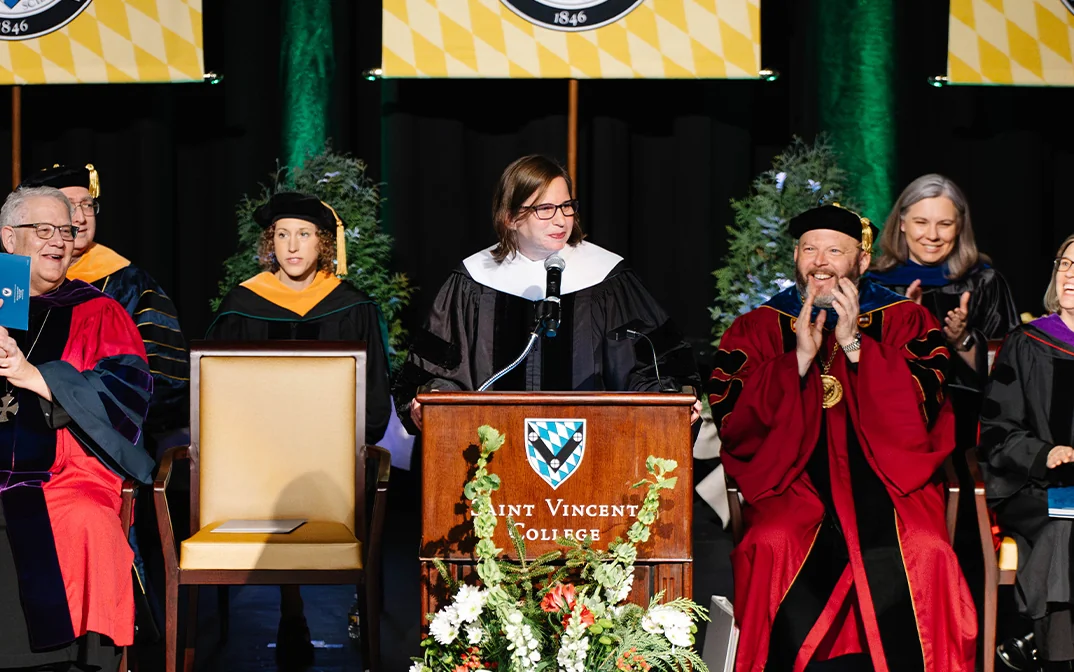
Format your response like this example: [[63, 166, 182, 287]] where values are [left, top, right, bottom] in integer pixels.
[[281, 0, 334, 169], [814, 0, 897, 225]]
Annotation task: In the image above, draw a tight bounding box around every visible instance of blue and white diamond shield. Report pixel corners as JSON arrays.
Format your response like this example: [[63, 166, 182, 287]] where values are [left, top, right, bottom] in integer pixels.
[[524, 418, 586, 490]]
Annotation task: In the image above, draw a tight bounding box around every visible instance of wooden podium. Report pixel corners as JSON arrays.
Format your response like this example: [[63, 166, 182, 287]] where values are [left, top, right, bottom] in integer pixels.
[[418, 391, 695, 617]]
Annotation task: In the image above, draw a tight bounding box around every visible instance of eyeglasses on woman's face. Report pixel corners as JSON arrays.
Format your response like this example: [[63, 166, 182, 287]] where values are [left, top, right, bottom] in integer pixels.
[[1055, 258, 1074, 274], [522, 199, 578, 220]]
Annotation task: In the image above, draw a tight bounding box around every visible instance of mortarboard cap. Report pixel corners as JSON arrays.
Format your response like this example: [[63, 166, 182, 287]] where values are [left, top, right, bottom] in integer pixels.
[[19, 163, 100, 198], [788, 204, 878, 255], [254, 192, 349, 276]]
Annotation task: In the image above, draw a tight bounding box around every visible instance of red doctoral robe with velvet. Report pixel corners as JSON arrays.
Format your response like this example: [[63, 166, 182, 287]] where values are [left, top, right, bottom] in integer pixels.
[[708, 284, 976, 672]]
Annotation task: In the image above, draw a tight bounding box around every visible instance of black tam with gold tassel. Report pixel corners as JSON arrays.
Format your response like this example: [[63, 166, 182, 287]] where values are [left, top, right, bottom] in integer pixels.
[[252, 192, 348, 276]]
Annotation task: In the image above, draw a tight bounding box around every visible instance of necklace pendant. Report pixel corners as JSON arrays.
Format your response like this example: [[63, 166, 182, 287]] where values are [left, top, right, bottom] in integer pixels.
[[820, 374, 843, 409], [0, 393, 18, 422]]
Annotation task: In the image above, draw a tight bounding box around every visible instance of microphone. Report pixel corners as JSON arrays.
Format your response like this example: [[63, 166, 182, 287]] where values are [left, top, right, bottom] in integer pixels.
[[611, 320, 677, 392], [538, 254, 565, 337], [477, 253, 566, 391]]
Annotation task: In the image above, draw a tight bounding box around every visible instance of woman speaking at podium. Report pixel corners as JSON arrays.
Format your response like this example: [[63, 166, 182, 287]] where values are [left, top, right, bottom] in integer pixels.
[[393, 155, 700, 433]]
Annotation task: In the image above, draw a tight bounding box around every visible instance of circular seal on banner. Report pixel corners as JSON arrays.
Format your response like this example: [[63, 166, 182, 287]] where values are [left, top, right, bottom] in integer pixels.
[[500, 0, 645, 32], [0, 0, 92, 41]]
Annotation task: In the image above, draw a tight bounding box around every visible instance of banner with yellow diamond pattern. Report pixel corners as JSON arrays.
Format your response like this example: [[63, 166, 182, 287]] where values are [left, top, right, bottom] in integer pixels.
[[948, 0, 1074, 85], [0, 0, 203, 85], [382, 0, 760, 79]]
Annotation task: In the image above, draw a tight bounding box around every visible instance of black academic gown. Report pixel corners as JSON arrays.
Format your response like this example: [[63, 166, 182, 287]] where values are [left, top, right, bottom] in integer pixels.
[[206, 276, 392, 445], [980, 321, 1074, 659], [393, 250, 700, 435]]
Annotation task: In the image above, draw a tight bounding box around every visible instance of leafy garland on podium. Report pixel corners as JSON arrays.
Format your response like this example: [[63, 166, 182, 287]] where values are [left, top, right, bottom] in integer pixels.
[[212, 146, 414, 369]]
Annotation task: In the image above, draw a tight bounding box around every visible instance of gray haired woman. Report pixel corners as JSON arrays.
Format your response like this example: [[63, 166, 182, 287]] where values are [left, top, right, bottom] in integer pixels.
[[868, 173, 1019, 378]]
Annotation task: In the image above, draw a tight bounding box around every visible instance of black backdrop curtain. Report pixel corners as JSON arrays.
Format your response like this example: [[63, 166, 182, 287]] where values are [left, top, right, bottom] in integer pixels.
[[0, 0, 1068, 372]]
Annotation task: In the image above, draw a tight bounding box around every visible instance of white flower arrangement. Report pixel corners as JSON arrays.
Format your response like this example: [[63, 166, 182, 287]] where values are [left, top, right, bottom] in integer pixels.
[[413, 426, 709, 672]]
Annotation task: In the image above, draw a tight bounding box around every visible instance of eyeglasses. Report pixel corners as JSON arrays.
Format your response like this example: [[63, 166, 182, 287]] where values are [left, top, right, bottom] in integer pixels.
[[522, 199, 578, 220], [72, 199, 99, 216], [12, 223, 80, 241], [1055, 258, 1074, 273]]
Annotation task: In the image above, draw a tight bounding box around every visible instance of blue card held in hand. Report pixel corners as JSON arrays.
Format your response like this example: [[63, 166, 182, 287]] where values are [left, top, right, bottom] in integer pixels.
[[1049, 486, 1074, 519], [0, 254, 30, 331]]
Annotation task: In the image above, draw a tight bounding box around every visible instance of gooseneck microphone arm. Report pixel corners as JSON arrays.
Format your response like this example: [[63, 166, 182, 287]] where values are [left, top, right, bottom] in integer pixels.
[[477, 253, 566, 392], [478, 329, 540, 392]]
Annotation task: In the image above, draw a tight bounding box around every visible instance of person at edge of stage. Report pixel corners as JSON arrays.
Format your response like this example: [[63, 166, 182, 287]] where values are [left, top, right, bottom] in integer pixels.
[[708, 203, 977, 672], [392, 154, 702, 433], [206, 191, 392, 665], [0, 186, 156, 672], [979, 234, 1074, 671], [19, 162, 191, 649], [865, 173, 1020, 639], [18, 163, 190, 449]]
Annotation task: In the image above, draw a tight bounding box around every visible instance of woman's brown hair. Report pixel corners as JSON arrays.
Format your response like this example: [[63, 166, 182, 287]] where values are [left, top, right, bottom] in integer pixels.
[[257, 221, 335, 274], [490, 155, 584, 262], [1044, 234, 1074, 314], [871, 173, 989, 279]]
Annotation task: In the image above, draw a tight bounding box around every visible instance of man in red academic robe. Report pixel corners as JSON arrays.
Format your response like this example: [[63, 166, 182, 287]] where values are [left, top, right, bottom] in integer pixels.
[[708, 205, 976, 672], [0, 186, 155, 671]]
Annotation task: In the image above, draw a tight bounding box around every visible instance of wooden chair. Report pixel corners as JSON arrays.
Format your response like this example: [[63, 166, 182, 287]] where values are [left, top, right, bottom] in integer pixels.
[[967, 450, 1016, 672], [153, 341, 390, 672], [975, 339, 1018, 672]]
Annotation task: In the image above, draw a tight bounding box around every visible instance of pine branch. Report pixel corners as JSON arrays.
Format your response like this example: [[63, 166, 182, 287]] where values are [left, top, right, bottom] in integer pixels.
[[710, 135, 860, 343]]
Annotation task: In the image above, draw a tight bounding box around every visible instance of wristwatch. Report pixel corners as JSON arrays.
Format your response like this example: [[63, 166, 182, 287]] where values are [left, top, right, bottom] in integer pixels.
[[955, 332, 975, 352], [841, 332, 862, 354]]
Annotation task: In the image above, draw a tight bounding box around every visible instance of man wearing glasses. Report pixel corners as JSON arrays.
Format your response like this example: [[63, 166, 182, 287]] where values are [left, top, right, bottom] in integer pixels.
[[19, 163, 189, 649], [19, 164, 189, 449], [0, 185, 155, 671]]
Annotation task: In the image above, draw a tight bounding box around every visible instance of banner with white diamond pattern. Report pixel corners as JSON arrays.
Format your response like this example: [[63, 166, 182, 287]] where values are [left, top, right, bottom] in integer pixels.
[[948, 0, 1074, 85], [382, 0, 760, 79], [0, 0, 203, 85]]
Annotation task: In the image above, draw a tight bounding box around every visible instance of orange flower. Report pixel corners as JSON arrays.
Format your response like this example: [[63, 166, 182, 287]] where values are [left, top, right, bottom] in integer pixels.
[[562, 605, 596, 629], [540, 583, 577, 613], [615, 648, 651, 672]]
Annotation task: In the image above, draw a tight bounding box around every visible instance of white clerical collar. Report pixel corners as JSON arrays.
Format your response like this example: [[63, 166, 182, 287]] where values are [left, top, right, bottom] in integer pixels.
[[462, 241, 623, 300]]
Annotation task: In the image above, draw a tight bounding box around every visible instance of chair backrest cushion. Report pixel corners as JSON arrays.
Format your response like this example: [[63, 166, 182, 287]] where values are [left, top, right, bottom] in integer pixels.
[[198, 355, 358, 531]]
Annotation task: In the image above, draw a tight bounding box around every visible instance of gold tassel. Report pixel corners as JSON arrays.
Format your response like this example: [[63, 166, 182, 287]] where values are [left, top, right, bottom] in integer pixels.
[[85, 163, 100, 198], [322, 201, 346, 276], [860, 216, 873, 255], [832, 202, 872, 254]]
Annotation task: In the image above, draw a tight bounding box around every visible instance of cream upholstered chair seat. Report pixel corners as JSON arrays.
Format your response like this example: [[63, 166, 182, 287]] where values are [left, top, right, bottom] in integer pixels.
[[179, 521, 361, 571], [998, 535, 1018, 572], [155, 342, 389, 672]]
